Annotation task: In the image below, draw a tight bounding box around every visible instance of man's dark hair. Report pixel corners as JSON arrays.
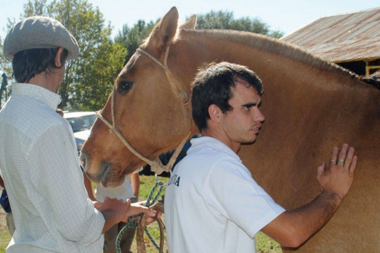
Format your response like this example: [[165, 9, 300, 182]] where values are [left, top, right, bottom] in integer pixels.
[[12, 48, 69, 83], [191, 62, 263, 131]]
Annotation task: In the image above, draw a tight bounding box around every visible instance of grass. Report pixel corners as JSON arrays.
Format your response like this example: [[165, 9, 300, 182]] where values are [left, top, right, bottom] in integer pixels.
[[0, 231, 11, 253], [256, 232, 282, 253], [0, 175, 282, 253], [138, 175, 168, 202]]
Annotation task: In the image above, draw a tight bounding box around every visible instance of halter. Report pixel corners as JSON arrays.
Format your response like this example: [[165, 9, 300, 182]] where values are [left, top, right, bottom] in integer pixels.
[[96, 46, 192, 175], [137, 46, 190, 105]]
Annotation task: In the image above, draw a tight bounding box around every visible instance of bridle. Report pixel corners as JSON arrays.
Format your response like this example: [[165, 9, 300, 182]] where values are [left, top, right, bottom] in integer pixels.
[[96, 45, 192, 175], [137, 46, 191, 105]]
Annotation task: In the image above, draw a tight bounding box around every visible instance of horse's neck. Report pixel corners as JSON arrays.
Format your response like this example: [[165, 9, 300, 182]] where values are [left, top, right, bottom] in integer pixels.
[[178, 29, 380, 130], [181, 29, 356, 79], [180, 29, 377, 97]]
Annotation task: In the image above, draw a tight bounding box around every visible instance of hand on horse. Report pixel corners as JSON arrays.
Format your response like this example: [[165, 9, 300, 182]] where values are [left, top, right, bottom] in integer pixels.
[[316, 143, 358, 201]]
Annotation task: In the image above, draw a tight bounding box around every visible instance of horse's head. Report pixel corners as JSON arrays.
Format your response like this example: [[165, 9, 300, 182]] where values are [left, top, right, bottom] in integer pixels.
[[81, 7, 198, 186]]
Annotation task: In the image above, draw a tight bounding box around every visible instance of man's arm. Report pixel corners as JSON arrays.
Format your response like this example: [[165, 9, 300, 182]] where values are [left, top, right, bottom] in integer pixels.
[[262, 144, 357, 248]]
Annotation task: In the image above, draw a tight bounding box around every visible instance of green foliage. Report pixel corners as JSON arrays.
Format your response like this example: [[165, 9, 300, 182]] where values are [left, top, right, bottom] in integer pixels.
[[0, 37, 12, 109], [114, 10, 284, 65], [114, 20, 157, 64], [9, 0, 126, 111], [0, 38, 11, 78], [195, 10, 284, 38], [0, 38, 12, 77]]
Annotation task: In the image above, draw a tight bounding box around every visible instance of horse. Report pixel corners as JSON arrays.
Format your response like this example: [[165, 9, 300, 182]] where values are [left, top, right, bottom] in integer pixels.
[[81, 7, 380, 252]]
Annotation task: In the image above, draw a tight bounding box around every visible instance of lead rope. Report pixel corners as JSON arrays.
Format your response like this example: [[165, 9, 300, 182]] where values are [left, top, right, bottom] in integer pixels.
[[116, 177, 165, 253]]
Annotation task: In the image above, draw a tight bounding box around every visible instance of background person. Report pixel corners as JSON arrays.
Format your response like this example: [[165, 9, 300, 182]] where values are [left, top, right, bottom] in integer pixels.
[[165, 62, 357, 253], [0, 16, 156, 253]]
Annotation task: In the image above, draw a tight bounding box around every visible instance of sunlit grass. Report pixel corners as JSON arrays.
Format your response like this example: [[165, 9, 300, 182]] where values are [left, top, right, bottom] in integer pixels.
[[0, 231, 11, 253], [256, 232, 282, 253]]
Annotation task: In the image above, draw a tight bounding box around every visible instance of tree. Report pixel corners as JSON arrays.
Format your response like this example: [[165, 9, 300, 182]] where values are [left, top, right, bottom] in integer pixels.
[[114, 20, 157, 64], [0, 37, 12, 109], [115, 10, 284, 64], [11, 0, 126, 110], [195, 11, 284, 38]]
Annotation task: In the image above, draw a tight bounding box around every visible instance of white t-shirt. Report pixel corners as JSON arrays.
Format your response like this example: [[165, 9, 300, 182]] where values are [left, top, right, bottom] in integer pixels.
[[165, 137, 285, 253], [0, 83, 104, 253], [95, 168, 141, 202]]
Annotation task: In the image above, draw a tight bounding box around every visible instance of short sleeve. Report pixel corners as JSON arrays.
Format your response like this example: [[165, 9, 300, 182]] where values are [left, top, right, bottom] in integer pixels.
[[205, 158, 285, 237]]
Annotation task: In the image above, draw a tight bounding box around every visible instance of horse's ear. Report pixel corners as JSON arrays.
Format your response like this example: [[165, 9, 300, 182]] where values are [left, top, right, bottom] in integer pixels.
[[148, 7, 179, 52], [180, 15, 197, 29]]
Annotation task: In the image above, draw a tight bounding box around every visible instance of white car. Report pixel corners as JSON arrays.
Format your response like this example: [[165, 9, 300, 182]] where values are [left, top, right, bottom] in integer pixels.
[[64, 111, 97, 152]]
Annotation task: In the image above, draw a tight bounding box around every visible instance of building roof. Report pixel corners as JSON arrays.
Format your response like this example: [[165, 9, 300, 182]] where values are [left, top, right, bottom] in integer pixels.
[[281, 7, 380, 63]]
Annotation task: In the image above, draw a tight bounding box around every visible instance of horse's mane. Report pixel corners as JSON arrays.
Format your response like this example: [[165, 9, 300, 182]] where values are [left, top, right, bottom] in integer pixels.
[[180, 29, 360, 80], [360, 70, 380, 89]]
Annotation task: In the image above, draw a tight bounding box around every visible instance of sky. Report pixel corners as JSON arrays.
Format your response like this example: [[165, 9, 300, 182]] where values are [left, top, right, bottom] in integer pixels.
[[0, 0, 380, 40]]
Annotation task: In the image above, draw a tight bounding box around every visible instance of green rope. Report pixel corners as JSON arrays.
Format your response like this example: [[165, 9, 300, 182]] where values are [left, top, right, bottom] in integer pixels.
[[116, 179, 165, 253]]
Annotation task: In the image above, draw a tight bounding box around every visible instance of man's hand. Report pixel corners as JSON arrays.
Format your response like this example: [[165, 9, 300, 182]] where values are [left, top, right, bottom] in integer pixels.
[[316, 143, 358, 201], [129, 201, 163, 225], [261, 144, 358, 248], [94, 198, 157, 226]]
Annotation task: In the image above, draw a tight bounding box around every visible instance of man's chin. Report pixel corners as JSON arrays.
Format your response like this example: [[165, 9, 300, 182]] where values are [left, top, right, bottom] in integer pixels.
[[241, 137, 257, 146]]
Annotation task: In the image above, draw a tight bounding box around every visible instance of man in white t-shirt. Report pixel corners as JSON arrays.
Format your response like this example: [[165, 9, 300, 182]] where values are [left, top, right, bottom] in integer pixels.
[[165, 62, 358, 253]]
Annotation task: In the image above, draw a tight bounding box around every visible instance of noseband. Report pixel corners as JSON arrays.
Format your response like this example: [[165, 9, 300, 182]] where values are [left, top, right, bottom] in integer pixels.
[[96, 45, 192, 175]]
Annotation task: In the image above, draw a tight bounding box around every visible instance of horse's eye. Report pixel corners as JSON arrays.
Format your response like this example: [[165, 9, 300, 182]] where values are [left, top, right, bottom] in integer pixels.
[[118, 81, 133, 93]]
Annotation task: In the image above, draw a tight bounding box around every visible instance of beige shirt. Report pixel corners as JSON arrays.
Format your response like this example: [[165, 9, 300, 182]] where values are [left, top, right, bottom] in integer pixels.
[[0, 83, 104, 253]]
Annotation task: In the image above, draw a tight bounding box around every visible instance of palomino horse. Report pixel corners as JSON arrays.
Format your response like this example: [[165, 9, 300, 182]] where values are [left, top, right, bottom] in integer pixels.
[[81, 7, 380, 252]]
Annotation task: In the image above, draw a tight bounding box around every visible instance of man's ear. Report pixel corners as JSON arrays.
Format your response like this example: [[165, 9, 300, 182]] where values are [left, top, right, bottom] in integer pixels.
[[55, 47, 64, 67], [208, 104, 222, 123]]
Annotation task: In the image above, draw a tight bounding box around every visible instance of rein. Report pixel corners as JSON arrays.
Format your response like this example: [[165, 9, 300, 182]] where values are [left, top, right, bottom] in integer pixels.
[[96, 45, 192, 175]]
